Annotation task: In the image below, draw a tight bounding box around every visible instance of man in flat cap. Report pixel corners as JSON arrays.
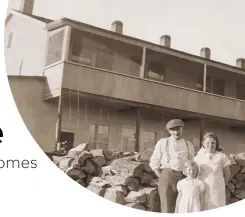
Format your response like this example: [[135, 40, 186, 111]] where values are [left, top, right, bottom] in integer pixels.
[[149, 119, 195, 213]]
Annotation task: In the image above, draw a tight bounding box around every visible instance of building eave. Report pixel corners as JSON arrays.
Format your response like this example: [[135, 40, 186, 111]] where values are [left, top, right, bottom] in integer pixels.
[[5, 10, 48, 28], [8, 75, 47, 81], [46, 17, 245, 76]]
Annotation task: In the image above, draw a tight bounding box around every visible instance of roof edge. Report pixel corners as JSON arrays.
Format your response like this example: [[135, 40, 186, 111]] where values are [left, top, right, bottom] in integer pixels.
[[5, 10, 48, 27], [8, 75, 47, 81], [45, 18, 245, 74]]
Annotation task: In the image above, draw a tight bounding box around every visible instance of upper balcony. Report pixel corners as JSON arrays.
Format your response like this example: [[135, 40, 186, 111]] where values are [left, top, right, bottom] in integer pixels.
[[43, 24, 245, 122]]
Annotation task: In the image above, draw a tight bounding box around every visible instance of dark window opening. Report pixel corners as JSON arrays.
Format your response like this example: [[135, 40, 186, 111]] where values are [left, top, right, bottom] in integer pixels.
[[146, 60, 164, 81], [236, 82, 245, 100], [122, 128, 136, 152], [196, 73, 225, 95], [141, 130, 158, 152], [95, 48, 113, 70], [89, 124, 109, 150], [129, 56, 141, 77], [196, 72, 204, 90], [61, 131, 75, 152]]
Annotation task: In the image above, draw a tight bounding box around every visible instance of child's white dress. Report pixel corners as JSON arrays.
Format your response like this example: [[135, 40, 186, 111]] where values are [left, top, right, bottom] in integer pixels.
[[175, 178, 205, 213]]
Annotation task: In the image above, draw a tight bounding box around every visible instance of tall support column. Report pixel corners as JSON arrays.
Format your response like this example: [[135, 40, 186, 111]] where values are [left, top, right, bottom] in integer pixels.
[[135, 108, 142, 152], [140, 47, 146, 78], [55, 89, 64, 152], [199, 120, 205, 148], [199, 64, 207, 148], [62, 26, 72, 61], [203, 64, 207, 92]]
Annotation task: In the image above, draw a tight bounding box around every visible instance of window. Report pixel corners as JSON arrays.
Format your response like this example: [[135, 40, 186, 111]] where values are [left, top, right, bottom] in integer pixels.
[[95, 47, 113, 70], [72, 47, 93, 65], [71, 36, 94, 65], [89, 124, 109, 150], [146, 60, 164, 81], [46, 29, 65, 66], [236, 82, 245, 100], [61, 131, 75, 152], [121, 128, 136, 152], [196, 72, 204, 90], [196, 73, 225, 95], [141, 130, 158, 152], [71, 42, 82, 56], [7, 31, 13, 49], [129, 56, 141, 77], [207, 77, 225, 95], [70, 33, 114, 70], [212, 78, 225, 95]]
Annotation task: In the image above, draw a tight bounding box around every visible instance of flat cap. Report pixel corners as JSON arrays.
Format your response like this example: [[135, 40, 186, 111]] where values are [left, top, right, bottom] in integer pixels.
[[166, 119, 184, 130]]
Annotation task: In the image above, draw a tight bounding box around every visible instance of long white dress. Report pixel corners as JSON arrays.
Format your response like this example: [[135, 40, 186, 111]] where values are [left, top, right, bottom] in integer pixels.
[[175, 178, 205, 213], [194, 152, 231, 210]]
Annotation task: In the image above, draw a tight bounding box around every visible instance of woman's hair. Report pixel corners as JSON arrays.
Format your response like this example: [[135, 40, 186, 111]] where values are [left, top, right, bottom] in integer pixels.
[[217, 147, 223, 152], [202, 132, 220, 151], [183, 160, 199, 177]]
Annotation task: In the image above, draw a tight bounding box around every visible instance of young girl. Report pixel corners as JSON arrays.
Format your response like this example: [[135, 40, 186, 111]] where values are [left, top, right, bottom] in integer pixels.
[[175, 160, 205, 213]]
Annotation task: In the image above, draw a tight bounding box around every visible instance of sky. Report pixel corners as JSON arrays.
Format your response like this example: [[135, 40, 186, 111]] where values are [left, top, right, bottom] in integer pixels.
[[25, 0, 245, 66]]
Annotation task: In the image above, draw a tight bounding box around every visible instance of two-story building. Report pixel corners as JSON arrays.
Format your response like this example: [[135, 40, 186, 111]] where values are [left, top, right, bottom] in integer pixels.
[[5, 0, 245, 155]]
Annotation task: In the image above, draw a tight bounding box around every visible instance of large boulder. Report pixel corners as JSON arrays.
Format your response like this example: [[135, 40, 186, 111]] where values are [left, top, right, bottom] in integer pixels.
[[229, 164, 242, 180], [137, 148, 154, 162]]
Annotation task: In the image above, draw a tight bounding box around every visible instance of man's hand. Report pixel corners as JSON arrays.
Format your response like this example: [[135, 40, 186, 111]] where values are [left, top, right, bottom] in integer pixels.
[[154, 169, 161, 178]]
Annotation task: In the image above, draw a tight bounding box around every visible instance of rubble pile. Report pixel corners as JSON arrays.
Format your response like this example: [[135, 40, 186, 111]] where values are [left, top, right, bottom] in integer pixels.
[[53, 144, 160, 212], [52, 144, 245, 212], [226, 153, 245, 204]]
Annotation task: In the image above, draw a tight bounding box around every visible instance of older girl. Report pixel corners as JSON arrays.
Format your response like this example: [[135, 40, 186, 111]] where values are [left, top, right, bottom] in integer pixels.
[[194, 132, 231, 210], [175, 160, 205, 213]]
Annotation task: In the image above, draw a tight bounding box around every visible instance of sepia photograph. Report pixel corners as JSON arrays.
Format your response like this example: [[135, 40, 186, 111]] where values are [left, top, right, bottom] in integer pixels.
[[4, 0, 245, 213]]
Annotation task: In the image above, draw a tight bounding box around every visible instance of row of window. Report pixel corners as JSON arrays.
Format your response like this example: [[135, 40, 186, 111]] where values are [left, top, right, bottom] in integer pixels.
[[60, 124, 158, 152], [197, 74, 225, 95], [7, 29, 245, 101], [70, 33, 165, 80], [69, 34, 245, 100], [69, 32, 142, 77], [197, 74, 245, 100]]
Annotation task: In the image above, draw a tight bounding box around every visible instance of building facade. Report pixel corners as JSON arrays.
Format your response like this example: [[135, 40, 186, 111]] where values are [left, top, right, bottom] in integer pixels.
[[5, 0, 245, 155]]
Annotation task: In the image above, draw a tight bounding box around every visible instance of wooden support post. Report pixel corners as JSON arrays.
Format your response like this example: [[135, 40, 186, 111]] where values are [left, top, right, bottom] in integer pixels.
[[199, 119, 205, 148], [135, 108, 142, 152], [62, 26, 72, 61], [199, 64, 207, 148], [203, 64, 207, 92], [140, 47, 146, 78], [55, 89, 64, 151], [94, 125, 99, 149]]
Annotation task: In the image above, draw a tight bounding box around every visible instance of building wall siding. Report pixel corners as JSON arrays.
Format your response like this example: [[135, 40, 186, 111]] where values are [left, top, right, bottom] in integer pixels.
[[8, 76, 245, 154], [5, 15, 48, 76], [61, 63, 245, 122], [8, 76, 57, 152]]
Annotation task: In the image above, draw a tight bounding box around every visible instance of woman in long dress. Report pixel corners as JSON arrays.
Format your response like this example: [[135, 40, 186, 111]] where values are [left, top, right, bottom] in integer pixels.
[[194, 132, 231, 210]]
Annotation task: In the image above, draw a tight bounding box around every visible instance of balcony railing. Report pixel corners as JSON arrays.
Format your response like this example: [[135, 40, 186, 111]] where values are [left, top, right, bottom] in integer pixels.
[[59, 61, 245, 122]]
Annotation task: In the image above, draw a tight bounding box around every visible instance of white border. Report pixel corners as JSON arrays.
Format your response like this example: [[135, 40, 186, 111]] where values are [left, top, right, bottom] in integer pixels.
[[0, 1, 245, 217]]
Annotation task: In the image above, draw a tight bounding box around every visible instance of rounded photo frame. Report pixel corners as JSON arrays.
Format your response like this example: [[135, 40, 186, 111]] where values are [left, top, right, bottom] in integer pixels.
[[3, 0, 245, 216]]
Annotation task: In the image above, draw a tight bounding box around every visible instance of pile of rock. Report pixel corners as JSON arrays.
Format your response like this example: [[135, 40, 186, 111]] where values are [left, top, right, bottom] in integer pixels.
[[226, 153, 245, 204], [52, 144, 160, 212], [53, 143, 121, 186], [51, 146, 245, 211], [87, 156, 160, 212]]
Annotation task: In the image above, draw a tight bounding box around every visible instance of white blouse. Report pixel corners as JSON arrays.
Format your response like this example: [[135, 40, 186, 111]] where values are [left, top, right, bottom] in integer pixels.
[[149, 137, 195, 171]]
